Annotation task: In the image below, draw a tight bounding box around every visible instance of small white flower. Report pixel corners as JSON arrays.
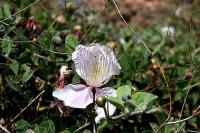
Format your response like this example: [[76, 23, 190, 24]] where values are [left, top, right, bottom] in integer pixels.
[[60, 66, 71, 76], [53, 43, 121, 123], [161, 26, 175, 36]]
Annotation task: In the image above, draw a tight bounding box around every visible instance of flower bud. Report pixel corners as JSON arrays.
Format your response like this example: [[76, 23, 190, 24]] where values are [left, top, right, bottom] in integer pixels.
[[52, 36, 62, 45], [59, 30, 70, 39], [106, 41, 118, 49], [60, 66, 72, 77], [56, 15, 67, 25], [185, 71, 192, 80], [96, 96, 106, 107], [124, 107, 130, 114], [0, 118, 5, 125], [24, 129, 34, 133]]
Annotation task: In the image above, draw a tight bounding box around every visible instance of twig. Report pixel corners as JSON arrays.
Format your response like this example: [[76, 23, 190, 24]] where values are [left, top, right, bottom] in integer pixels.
[[180, 64, 200, 119], [110, 113, 124, 120], [33, 53, 52, 62], [2, 0, 41, 22], [73, 122, 90, 133], [111, 107, 148, 120], [180, 1, 200, 120], [155, 0, 181, 123], [79, 0, 112, 44], [183, 81, 200, 91], [187, 129, 200, 133], [0, 124, 11, 133], [79, 18, 97, 43], [103, 106, 109, 121], [9, 90, 45, 124], [111, 0, 172, 123], [0, 21, 9, 26], [111, 0, 151, 54], [156, 114, 198, 133], [156, 105, 200, 133], [48, 15, 58, 32], [144, 79, 189, 91], [0, 54, 12, 62], [176, 122, 185, 133], [0, 38, 69, 55]]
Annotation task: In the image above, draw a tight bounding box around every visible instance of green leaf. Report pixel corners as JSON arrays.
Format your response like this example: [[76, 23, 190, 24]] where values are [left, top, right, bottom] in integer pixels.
[[119, 54, 135, 79], [39, 120, 55, 133], [22, 64, 30, 71], [5, 75, 21, 92], [117, 85, 132, 100], [97, 120, 108, 132], [1, 37, 12, 56], [19, 48, 31, 60], [65, 34, 78, 54], [131, 92, 158, 109], [2, 3, 11, 18], [10, 60, 19, 76], [38, 31, 53, 49], [72, 74, 80, 84], [16, 119, 30, 132], [150, 122, 159, 131], [83, 129, 92, 133], [60, 130, 72, 133], [31, 124, 40, 133], [22, 67, 35, 84], [107, 85, 132, 111], [107, 96, 124, 111]]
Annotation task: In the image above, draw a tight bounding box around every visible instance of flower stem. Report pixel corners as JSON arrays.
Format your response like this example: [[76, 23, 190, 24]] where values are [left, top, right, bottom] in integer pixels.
[[92, 88, 97, 133], [73, 122, 90, 133], [103, 106, 109, 121], [92, 88, 96, 108]]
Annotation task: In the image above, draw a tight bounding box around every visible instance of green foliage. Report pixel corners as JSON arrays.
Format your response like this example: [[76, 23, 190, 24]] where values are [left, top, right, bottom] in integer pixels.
[[39, 120, 55, 133], [0, 2, 11, 19], [107, 85, 132, 111], [130, 92, 158, 109], [117, 85, 132, 99], [16, 119, 30, 132], [108, 85, 158, 114], [107, 96, 124, 111], [22, 65, 35, 84], [1, 37, 12, 56], [16, 119, 55, 133], [0, 1, 199, 133], [10, 60, 19, 76], [65, 34, 78, 54]]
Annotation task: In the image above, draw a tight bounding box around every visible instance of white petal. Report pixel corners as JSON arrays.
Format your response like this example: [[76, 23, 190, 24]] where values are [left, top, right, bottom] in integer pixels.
[[60, 66, 70, 76], [52, 84, 93, 108], [96, 87, 117, 97], [161, 26, 175, 36], [72, 44, 121, 87], [95, 87, 117, 123]]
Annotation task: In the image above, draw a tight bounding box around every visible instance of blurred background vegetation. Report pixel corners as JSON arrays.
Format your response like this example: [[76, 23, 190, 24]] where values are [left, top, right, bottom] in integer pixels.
[[0, 0, 200, 132]]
